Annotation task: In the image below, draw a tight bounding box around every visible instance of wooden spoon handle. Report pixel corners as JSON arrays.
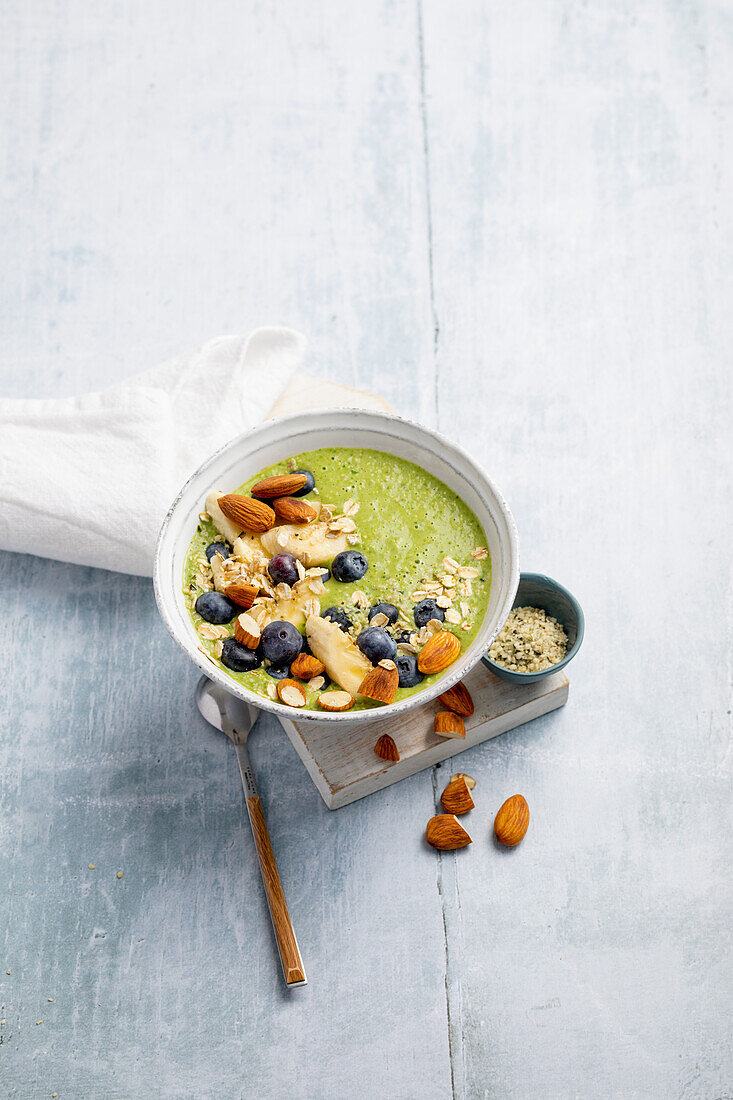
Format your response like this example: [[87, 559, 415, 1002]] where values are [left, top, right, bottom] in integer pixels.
[[245, 795, 307, 986]]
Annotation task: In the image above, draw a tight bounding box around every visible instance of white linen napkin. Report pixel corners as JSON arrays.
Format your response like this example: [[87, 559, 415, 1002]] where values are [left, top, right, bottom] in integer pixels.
[[0, 328, 308, 576], [0, 328, 391, 577]]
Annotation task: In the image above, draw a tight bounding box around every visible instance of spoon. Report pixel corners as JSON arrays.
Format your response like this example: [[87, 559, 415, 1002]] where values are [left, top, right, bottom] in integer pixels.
[[195, 675, 307, 987]]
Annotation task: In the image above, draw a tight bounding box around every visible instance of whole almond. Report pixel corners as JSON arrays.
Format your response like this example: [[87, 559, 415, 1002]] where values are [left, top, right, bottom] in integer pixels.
[[374, 733, 399, 761], [219, 494, 275, 534], [290, 653, 326, 680], [234, 612, 261, 649], [425, 814, 472, 850], [418, 631, 462, 674], [359, 662, 399, 704], [438, 681, 474, 717], [317, 691, 355, 712], [440, 776, 475, 815], [434, 711, 466, 739], [277, 679, 307, 708], [250, 473, 308, 499], [273, 497, 318, 525], [225, 581, 259, 609], [494, 794, 530, 847]]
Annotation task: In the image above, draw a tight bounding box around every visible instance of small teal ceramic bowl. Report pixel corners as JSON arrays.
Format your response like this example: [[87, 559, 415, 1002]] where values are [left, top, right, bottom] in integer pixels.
[[482, 572, 584, 684]]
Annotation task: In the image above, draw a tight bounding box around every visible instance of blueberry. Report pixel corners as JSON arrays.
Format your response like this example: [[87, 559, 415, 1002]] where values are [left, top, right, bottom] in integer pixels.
[[265, 663, 291, 680], [267, 553, 299, 587], [413, 599, 445, 628], [221, 637, 262, 672], [318, 566, 331, 583], [394, 652, 425, 688], [290, 469, 316, 497], [331, 550, 368, 583], [205, 542, 231, 562], [356, 626, 398, 664], [259, 621, 303, 667], [321, 606, 352, 631], [368, 602, 399, 625], [195, 590, 237, 624]]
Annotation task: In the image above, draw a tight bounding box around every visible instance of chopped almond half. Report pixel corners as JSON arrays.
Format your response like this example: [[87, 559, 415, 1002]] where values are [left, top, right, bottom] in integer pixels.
[[440, 776, 475, 815], [425, 814, 472, 850], [234, 612, 261, 649], [358, 660, 399, 704], [451, 772, 476, 790], [226, 581, 259, 609], [437, 681, 474, 717], [277, 679, 307, 708], [374, 733, 399, 761], [318, 691, 355, 712], [290, 653, 326, 680], [418, 631, 461, 674], [434, 711, 466, 739]]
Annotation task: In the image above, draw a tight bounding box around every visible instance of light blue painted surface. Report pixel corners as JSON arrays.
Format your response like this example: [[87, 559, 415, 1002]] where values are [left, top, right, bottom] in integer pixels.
[[1, 2, 731, 1097]]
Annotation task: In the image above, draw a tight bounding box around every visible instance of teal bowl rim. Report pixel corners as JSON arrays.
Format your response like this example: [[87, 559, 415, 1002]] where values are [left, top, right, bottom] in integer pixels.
[[481, 571, 585, 681]]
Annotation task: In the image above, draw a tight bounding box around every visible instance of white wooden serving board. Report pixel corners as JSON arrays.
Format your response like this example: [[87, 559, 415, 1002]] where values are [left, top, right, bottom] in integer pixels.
[[278, 663, 568, 809]]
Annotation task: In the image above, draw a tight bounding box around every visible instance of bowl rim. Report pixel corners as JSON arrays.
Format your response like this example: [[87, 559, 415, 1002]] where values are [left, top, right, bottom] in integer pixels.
[[481, 570, 585, 680], [154, 407, 520, 722]]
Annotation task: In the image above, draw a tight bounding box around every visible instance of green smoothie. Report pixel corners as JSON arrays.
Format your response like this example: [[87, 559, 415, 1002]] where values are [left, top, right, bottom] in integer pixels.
[[183, 447, 490, 711]]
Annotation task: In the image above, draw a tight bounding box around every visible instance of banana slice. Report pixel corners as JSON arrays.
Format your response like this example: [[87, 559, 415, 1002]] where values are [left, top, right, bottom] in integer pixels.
[[209, 552, 228, 592], [233, 532, 266, 563], [261, 521, 349, 566], [206, 489, 243, 544], [256, 588, 313, 629], [306, 614, 372, 697]]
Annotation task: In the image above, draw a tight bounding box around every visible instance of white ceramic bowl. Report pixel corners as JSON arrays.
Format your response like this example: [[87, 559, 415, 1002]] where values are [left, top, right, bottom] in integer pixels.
[[154, 409, 519, 723]]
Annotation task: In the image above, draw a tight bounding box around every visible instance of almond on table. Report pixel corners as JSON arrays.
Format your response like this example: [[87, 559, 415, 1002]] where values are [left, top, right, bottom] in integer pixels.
[[425, 815, 472, 850], [440, 776, 474, 815], [494, 795, 530, 847]]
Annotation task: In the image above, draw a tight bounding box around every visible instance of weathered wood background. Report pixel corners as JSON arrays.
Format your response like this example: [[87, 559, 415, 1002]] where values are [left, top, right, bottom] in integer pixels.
[[1, 2, 731, 1097]]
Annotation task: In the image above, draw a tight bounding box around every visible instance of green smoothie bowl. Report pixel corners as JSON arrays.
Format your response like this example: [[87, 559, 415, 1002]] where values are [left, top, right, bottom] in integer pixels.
[[154, 409, 519, 724]]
